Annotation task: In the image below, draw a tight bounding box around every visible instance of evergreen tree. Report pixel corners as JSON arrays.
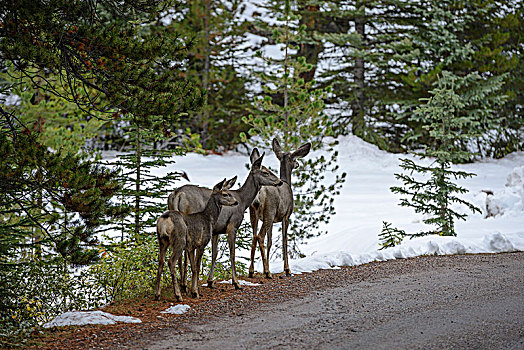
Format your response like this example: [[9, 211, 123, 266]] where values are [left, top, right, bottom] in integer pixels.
[[166, 0, 251, 150], [390, 71, 501, 237], [285, 0, 421, 151], [0, 1, 202, 342], [242, 0, 346, 256], [397, 0, 520, 155]]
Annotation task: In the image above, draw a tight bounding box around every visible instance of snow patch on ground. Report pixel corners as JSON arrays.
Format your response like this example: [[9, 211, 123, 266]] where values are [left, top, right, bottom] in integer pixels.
[[161, 304, 191, 315], [218, 279, 261, 286], [43, 311, 141, 328]]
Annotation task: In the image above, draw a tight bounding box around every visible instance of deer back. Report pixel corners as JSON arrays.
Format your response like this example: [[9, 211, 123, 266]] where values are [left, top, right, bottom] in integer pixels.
[[168, 185, 211, 213]]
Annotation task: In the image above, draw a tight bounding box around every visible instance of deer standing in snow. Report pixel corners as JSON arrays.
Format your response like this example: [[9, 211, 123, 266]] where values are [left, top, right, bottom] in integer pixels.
[[155, 178, 238, 301], [248, 138, 311, 278], [166, 149, 283, 289]]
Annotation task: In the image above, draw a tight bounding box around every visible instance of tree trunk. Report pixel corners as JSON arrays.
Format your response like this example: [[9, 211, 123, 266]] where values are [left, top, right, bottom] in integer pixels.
[[201, 0, 211, 149], [297, 2, 322, 83], [135, 121, 141, 238], [352, 2, 366, 136]]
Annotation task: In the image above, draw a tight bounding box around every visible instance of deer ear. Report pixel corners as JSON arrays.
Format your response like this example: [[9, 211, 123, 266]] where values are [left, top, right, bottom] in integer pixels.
[[252, 152, 265, 169], [224, 176, 237, 189], [250, 148, 261, 164], [291, 142, 311, 159], [272, 138, 283, 160], [213, 178, 226, 193]]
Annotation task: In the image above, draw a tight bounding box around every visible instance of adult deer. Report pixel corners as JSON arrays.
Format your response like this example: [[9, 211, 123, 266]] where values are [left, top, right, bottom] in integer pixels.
[[155, 178, 238, 301], [248, 138, 311, 278], [167, 149, 283, 289]]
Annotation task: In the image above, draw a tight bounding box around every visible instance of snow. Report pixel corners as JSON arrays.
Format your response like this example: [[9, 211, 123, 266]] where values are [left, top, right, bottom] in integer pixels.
[[161, 304, 191, 315], [43, 311, 141, 328], [219, 279, 261, 286]]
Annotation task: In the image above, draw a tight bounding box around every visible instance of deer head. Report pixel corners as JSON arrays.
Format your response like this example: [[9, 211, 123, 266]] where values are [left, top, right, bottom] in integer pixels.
[[272, 138, 311, 184], [250, 148, 283, 188], [212, 178, 239, 207]]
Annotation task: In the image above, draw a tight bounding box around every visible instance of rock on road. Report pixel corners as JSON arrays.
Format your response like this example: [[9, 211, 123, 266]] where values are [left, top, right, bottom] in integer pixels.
[[141, 253, 524, 349]]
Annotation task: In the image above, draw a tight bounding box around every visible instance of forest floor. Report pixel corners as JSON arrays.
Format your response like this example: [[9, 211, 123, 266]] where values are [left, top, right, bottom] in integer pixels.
[[28, 252, 524, 349]]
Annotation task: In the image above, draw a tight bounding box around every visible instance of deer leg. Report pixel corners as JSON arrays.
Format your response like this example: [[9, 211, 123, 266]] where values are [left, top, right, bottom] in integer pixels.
[[194, 247, 205, 297], [227, 224, 242, 290], [248, 207, 259, 278], [256, 221, 271, 279], [264, 222, 273, 279], [154, 238, 168, 300], [188, 248, 199, 298], [178, 250, 188, 294], [168, 249, 183, 302], [206, 234, 219, 288], [282, 216, 291, 276]]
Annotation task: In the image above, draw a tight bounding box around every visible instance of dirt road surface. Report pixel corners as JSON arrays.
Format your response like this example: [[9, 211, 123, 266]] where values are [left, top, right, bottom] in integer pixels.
[[132, 253, 523, 350]]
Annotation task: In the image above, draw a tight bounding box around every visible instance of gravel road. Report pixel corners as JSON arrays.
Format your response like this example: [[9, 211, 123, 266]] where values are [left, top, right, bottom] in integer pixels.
[[140, 252, 524, 350]]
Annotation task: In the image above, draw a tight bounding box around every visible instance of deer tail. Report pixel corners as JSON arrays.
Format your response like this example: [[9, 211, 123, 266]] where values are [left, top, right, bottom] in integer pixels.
[[157, 212, 174, 240]]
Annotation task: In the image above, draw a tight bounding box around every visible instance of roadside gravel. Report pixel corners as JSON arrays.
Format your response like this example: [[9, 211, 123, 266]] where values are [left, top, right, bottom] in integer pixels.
[[137, 252, 524, 350]]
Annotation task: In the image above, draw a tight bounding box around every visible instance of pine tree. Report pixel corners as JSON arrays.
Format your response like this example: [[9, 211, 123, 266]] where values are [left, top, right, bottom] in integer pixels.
[[305, 0, 422, 151], [242, 0, 346, 256], [0, 1, 202, 341], [396, 0, 519, 155], [166, 0, 251, 150], [0, 0, 202, 255], [390, 71, 502, 237]]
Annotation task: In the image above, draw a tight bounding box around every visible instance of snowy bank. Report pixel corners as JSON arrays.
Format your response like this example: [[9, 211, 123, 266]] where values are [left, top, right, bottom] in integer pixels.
[[264, 232, 522, 275]]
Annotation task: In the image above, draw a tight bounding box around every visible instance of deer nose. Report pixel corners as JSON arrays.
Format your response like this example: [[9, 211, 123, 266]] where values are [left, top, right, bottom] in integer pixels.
[[233, 201, 239, 205], [277, 180, 284, 186]]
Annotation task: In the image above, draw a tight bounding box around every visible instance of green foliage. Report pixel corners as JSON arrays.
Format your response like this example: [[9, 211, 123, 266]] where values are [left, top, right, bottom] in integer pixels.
[[109, 120, 187, 241], [243, 0, 346, 256], [0, 257, 106, 347], [167, 0, 251, 150], [379, 221, 405, 250], [0, 1, 202, 345], [1, 65, 104, 156], [89, 235, 166, 302], [391, 72, 486, 237]]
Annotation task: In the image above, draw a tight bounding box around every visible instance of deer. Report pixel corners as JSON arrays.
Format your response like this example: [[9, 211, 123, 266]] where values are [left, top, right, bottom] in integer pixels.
[[167, 176, 237, 294], [248, 138, 311, 279], [166, 149, 283, 290], [154, 178, 238, 301]]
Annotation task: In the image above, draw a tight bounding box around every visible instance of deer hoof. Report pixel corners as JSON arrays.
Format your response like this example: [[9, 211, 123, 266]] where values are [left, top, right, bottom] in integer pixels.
[[175, 295, 183, 302], [233, 283, 243, 290], [191, 291, 199, 298], [248, 271, 254, 278], [207, 280, 215, 288], [154, 295, 160, 301], [265, 272, 272, 279], [285, 269, 291, 277]]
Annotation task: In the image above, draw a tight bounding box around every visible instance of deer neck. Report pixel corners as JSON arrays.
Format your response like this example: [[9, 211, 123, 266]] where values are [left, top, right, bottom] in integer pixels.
[[280, 161, 292, 186], [203, 195, 221, 222], [237, 172, 260, 208]]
